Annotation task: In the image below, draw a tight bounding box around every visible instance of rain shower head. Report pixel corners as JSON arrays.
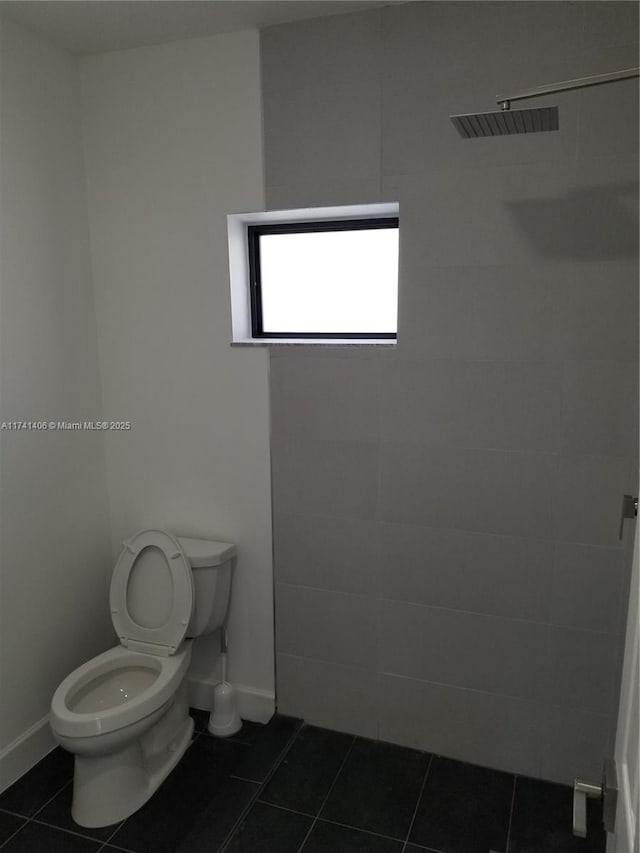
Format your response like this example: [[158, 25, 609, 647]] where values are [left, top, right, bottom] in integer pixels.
[[450, 66, 638, 141], [450, 106, 559, 139]]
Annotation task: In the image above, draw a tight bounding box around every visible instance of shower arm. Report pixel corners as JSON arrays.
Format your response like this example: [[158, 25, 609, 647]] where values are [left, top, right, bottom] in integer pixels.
[[496, 66, 639, 110]]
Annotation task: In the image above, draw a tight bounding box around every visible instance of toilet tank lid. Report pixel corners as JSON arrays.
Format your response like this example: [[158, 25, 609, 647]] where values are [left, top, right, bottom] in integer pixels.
[[177, 536, 236, 568]]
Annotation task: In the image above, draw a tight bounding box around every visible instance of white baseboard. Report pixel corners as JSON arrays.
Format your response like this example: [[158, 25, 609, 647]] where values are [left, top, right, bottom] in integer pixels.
[[0, 715, 56, 793], [188, 677, 275, 724], [235, 684, 276, 723]]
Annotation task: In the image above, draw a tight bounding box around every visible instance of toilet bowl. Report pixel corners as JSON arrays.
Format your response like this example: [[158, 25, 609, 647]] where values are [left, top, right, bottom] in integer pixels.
[[50, 528, 236, 828]]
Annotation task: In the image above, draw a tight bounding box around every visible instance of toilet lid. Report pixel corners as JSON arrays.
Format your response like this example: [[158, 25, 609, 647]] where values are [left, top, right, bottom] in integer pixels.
[[110, 529, 194, 656]]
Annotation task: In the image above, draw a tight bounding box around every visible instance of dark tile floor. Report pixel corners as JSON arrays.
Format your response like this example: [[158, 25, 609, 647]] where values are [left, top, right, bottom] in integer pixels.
[[0, 711, 606, 853]]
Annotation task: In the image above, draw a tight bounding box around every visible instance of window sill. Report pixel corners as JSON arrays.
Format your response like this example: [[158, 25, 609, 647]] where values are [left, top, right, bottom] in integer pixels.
[[230, 339, 397, 347]]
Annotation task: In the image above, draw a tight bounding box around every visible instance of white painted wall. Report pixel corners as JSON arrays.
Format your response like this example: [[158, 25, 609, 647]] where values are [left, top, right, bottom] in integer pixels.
[[0, 17, 112, 787], [80, 31, 274, 711]]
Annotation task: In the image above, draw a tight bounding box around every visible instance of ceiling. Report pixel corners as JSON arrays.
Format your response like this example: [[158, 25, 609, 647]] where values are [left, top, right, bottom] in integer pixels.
[[0, 0, 396, 55]]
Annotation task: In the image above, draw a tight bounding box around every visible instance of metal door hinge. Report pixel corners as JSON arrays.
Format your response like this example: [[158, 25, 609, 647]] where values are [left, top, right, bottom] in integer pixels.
[[619, 494, 638, 539], [573, 759, 618, 838]]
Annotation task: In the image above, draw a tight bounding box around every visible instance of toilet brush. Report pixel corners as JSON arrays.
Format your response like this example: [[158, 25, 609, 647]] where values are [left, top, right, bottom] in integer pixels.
[[208, 627, 242, 737]]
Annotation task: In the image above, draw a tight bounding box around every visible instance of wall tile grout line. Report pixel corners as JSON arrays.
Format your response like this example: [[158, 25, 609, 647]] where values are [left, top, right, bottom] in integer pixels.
[[274, 581, 624, 636], [295, 734, 357, 853], [401, 753, 433, 852], [218, 718, 305, 853], [274, 653, 615, 724], [274, 505, 632, 542]]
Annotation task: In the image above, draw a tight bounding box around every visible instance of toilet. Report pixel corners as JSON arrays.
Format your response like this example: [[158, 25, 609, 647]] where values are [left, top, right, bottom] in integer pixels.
[[50, 528, 236, 828]]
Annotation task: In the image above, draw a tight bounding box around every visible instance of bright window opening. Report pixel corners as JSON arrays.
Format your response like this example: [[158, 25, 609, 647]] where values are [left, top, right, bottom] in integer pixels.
[[248, 218, 399, 340]]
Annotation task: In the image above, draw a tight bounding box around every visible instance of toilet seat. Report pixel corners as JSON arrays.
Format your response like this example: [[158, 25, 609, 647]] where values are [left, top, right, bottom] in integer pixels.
[[50, 643, 191, 738], [110, 529, 194, 656]]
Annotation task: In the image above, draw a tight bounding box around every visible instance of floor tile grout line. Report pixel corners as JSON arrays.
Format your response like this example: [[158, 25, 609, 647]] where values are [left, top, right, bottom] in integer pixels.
[[401, 753, 434, 852], [97, 841, 139, 853], [0, 771, 75, 850], [254, 794, 418, 846], [38, 716, 252, 852], [314, 815, 407, 844], [0, 726, 595, 853], [0, 808, 30, 820], [0, 817, 29, 851], [29, 775, 74, 821], [255, 800, 316, 819], [99, 723, 214, 852], [0, 808, 32, 849], [217, 719, 305, 852], [81, 812, 124, 852], [218, 719, 306, 853], [403, 845, 447, 853], [230, 773, 263, 784], [315, 735, 356, 823], [30, 816, 117, 846], [295, 734, 357, 853], [1, 719, 303, 853], [505, 775, 518, 852], [100, 818, 126, 850], [28, 772, 125, 852]]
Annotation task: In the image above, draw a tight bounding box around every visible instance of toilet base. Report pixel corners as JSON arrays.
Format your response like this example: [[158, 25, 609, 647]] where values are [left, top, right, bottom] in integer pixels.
[[71, 707, 194, 827]]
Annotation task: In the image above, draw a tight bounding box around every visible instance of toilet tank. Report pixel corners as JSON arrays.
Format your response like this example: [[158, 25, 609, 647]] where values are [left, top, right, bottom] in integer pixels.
[[177, 536, 236, 637]]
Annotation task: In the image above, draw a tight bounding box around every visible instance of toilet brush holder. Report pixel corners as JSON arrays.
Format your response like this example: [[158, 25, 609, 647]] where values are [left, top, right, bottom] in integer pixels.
[[208, 681, 242, 737], [207, 631, 241, 737]]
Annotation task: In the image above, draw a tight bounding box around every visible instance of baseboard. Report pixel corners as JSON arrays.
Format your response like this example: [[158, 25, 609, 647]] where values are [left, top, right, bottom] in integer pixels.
[[235, 684, 275, 723], [0, 715, 56, 793], [188, 677, 275, 724]]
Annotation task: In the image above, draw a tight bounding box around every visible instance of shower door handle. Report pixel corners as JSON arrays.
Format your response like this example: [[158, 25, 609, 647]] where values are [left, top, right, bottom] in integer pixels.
[[619, 494, 638, 539], [573, 781, 600, 837]]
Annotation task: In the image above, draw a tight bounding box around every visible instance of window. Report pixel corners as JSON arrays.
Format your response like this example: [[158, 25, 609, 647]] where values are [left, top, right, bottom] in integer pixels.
[[247, 217, 399, 340]]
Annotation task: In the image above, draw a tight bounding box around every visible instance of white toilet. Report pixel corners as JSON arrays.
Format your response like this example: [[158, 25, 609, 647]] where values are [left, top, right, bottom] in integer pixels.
[[50, 528, 236, 828]]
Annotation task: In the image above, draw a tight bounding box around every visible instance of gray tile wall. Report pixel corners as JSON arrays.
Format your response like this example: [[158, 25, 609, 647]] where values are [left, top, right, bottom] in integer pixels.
[[261, 2, 639, 783]]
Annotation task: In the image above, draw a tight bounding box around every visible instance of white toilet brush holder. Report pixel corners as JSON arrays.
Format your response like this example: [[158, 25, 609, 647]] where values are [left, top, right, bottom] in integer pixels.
[[208, 628, 242, 738]]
